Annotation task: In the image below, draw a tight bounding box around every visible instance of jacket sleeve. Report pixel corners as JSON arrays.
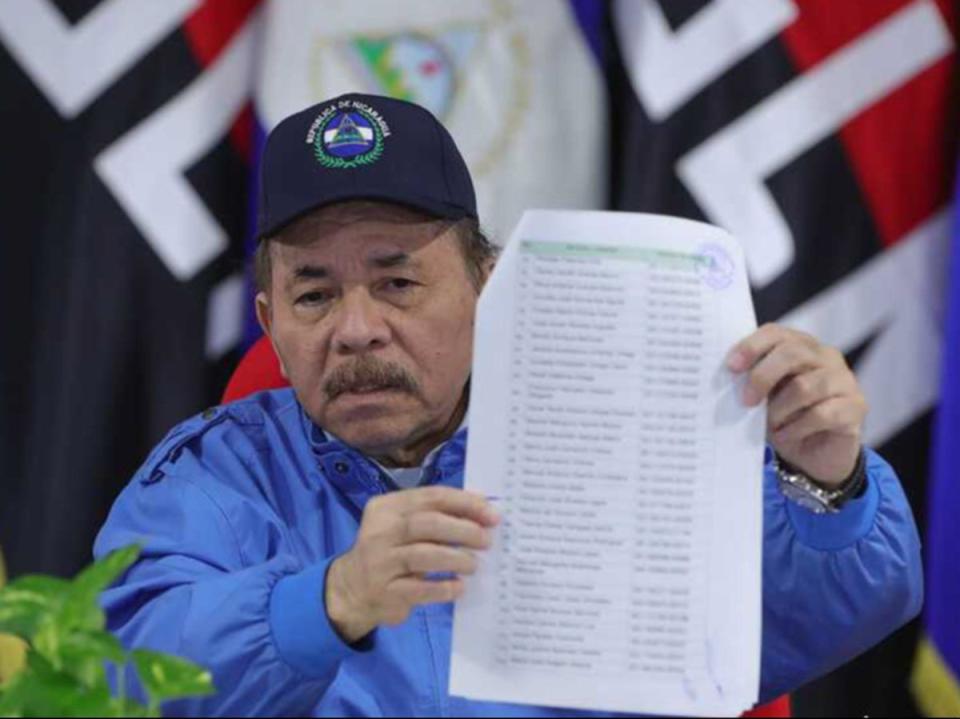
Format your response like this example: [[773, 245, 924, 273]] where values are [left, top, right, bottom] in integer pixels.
[[758, 448, 923, 702], [94, 419, 368, 717]]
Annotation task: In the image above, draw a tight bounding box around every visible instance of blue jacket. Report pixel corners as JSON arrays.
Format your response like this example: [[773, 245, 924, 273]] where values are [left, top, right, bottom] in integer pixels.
[[95, 389, 922, 717]]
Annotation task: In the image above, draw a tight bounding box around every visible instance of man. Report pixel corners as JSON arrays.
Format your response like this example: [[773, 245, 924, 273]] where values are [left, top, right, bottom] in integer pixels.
[[96, 93, 922, 717]]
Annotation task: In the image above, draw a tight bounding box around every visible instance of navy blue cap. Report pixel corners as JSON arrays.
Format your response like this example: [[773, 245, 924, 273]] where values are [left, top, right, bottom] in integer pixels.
[[257, 93, 477, 240]]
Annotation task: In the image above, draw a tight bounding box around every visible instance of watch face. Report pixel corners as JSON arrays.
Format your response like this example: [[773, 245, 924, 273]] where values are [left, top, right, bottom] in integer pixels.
[[779, 481, 830, 514]]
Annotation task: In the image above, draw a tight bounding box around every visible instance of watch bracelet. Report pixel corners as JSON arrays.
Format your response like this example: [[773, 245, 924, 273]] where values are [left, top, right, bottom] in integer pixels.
[[775, 448, 868, 511]]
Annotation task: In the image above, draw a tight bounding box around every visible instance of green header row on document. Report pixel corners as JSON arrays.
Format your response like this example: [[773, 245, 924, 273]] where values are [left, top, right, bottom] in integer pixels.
[[520, 240, 709, 272]]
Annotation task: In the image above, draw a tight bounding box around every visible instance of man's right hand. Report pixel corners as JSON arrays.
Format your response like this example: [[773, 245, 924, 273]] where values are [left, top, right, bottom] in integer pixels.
[[325, 486, 500, 643]]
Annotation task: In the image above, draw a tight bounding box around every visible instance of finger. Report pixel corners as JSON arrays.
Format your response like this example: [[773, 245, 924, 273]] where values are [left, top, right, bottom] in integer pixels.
[[767, 368, 858, 430], [400, 511, 493, 550], [743, 340, 822, 406], [772, 396, 865, 444], [396, 486, 500, 527], [390, 576, 465, 611], [727, 324, 817, 373], [394, 544, 478, 576]]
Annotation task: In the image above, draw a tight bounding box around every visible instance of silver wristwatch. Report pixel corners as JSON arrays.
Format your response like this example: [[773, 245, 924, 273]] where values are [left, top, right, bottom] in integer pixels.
[[773, 450, 867, 515]]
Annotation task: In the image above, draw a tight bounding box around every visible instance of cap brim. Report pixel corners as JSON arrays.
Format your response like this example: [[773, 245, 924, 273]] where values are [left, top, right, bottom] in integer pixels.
[[258, 191, 475, 242]]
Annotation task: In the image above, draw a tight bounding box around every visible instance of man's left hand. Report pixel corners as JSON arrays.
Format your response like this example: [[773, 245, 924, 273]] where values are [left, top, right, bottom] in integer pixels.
[[727, 323, 867, 489]]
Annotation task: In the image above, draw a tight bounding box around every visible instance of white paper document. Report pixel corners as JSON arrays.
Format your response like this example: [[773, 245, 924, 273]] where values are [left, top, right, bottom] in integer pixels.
[[450, 211, 765, 717]]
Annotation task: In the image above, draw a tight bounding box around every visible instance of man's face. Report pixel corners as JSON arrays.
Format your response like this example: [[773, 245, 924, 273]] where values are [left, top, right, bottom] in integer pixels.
[[256, 202, 486, 462]]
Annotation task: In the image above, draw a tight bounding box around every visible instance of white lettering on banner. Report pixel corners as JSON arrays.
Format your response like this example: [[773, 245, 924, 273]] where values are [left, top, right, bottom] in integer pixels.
[[613, 0, 798, 122], [779, 210, 951, 446], [676, 0, 953, 288], [94, 16, 259, 282], [0, 0, 200, 118]]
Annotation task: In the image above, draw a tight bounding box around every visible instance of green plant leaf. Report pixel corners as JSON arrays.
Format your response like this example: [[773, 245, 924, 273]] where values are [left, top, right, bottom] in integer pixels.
[[0, 602, 43, 642], [72, 546, 140, 599], [0, 651, 112, 718], [130, 650, 215, 704], [28, 619, 61, 668], [53, 600, 105, 637], [58, 631, 125, 688], [55, 546, 139, 636], [4, 576, 70, 601], [0, 546, 193, 718], [115, 698, 156, 718], [0, 577, 68, 639], [62, 631, 125, 667]]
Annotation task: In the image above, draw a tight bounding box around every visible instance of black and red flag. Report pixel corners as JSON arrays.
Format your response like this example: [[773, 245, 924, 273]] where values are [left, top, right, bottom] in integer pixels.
[[0, 0, 260, 577], [610, 0, 958, 713]]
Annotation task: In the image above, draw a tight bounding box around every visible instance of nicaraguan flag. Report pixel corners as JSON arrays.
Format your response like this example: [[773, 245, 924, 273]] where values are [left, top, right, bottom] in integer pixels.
[[253, 0, 607, 244], [242, 0, 609, 345]]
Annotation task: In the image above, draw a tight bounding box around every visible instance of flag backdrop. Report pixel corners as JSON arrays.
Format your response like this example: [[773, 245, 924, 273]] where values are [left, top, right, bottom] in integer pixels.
[[0, 0, 260, 578], [255, 0, 607, 242], [0, 0, 957, 715], [910, 174, 960, 717], [608, 0, 957, 715]]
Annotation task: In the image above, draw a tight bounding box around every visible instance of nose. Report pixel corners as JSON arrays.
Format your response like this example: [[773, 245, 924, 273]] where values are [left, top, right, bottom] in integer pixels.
[[330, 287, 391, 354]]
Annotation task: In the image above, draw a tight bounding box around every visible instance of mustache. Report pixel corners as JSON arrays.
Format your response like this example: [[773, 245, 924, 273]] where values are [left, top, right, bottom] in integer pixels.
[[323, 356, 420, 401]]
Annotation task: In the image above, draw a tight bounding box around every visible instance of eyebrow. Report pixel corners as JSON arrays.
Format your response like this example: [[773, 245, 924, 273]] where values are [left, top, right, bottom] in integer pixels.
[[289, 253, 419, 284], [370, 252, 414, 269], [292, 265, 327, 282]]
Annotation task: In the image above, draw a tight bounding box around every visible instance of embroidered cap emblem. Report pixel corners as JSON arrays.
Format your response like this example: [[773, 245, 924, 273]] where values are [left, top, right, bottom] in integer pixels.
[[306, 99, 391, 169]]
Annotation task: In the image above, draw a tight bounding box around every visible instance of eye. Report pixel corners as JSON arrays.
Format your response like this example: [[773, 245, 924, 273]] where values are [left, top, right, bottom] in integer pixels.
[[383, 277, 418, 292], [295, 290, 332, 306]]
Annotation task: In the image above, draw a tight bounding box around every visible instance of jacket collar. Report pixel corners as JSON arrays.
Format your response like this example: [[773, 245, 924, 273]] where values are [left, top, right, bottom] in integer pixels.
[[298, 403, 467, 513]]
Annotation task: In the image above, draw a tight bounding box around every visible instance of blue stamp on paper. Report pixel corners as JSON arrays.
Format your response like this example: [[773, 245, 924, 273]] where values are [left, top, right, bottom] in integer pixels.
[[697, 243, 735, 290]]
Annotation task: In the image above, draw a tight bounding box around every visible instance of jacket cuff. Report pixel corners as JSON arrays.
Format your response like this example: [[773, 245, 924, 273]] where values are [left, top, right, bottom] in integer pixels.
[[783, 449, 882, 551], [269, 558, 374, 679]]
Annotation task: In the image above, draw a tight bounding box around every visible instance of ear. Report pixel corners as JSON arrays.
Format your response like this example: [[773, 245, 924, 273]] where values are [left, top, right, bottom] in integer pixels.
[[255, 290, 272, 337], [479, 256, 497, 288], [255, 291, 289, 379]]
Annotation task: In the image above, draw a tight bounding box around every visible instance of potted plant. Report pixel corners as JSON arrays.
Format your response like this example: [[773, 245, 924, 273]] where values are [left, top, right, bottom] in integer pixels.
[[0, 552, 26, 686], [0, 545, 214, 717]]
